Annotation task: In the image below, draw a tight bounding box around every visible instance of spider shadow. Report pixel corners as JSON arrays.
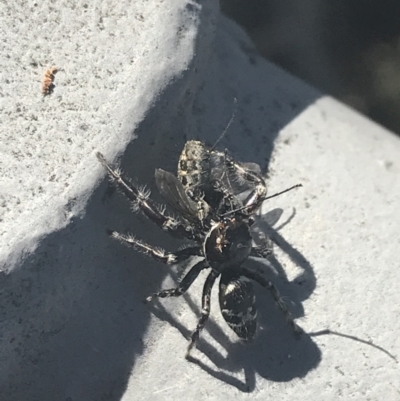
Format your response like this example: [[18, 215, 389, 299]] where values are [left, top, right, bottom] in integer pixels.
[[144, 208, 319, 392]]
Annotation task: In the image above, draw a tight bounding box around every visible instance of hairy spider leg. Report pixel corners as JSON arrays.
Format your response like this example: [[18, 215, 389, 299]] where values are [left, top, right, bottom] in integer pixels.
[[97, 152, 195, 240], [223, 150, 265, 188], [221, 184, 303, 218], [238, 266, 303, 336], [222, 150, 267, 214], [209, 178, 242, 215], [110, 231, 201, 264], [186, 269, 220, 359], [145, 259, 208, 302]]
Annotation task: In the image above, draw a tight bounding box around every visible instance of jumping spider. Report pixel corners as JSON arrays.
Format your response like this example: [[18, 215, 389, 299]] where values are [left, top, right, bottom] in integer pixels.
[[97, 141, 302, 358]]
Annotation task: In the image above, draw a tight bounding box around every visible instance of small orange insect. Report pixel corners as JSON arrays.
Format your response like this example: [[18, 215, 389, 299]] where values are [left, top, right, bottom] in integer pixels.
[[42, 66, 57, 95]]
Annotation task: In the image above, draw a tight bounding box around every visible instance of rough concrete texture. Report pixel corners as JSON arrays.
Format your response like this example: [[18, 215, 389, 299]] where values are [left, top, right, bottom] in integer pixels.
[[1, 1, 399, 400], [0, 0, 215, 271]]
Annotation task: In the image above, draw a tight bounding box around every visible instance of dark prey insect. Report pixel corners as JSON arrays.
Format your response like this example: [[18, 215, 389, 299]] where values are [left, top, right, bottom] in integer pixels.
[[97, 144, 302, 358]]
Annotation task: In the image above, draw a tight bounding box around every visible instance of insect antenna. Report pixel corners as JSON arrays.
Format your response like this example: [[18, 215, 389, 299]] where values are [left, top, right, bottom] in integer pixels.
[[210, 98, 238, 151], [261, 183, 303, 201], [222, 183, 302, 217]]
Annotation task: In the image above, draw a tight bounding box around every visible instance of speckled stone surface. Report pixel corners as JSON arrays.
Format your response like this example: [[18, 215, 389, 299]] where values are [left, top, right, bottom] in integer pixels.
[[0, 1, 399, 400]]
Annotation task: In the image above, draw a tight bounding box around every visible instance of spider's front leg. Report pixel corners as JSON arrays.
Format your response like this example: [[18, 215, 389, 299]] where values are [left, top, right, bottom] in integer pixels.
[[111, 231, 202, 265], [97, 152, 195, 240], [222, 150, 267, 213], [210, 178, 242, 215], [223, 150, 265, 188], [239, 266, 303, 336], [186, 269, 219, 359]]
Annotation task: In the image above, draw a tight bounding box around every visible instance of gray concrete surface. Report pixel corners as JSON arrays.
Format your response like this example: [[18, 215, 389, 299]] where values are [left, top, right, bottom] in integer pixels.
[[1, 1, 399, 400]]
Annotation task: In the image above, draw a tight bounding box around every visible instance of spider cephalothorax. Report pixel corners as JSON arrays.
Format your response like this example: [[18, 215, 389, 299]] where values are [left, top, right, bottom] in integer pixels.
[[204, 218, 252, 268], [97, 141, 302, 358]]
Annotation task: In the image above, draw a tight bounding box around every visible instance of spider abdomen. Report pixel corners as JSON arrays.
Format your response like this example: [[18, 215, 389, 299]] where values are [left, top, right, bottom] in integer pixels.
[[219, 271, 257, 340]]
